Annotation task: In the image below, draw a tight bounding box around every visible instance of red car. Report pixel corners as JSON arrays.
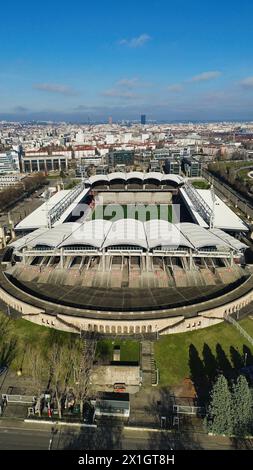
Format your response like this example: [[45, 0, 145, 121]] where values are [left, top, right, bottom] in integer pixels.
[[113, 383, 126, 393]]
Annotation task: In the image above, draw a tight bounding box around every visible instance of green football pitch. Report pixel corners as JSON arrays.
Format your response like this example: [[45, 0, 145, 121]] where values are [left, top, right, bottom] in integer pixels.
[[91, 204, 173, 222]]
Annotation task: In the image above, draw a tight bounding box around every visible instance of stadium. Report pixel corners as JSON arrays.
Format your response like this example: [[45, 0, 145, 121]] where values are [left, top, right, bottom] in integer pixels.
[[0, 171, 252, 338]]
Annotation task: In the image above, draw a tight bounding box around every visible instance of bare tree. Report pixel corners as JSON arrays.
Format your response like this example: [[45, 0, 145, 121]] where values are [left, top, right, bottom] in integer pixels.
[[26, 346, 47, 417], [70, 336, 97, 419], [48, 343, 72, 419]]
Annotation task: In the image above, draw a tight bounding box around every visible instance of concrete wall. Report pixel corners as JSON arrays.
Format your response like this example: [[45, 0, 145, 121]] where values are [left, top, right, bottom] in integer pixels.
[[0, 287, 44, 315], [19, 281, 253, 336], [0, 274, 253, 337], [96, 192, 172, 204]]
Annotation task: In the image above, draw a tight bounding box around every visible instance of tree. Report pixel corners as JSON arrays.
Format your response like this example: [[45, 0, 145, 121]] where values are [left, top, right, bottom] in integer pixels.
[[48, 343, 72, 419], [26, 346, 47, 417], [204, 375, 233, 435], [70, 336, 97, 419], [231, 375, 253, 437]]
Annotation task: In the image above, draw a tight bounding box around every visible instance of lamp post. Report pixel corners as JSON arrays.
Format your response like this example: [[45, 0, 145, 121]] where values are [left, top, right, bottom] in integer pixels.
[[244, 352, 248, 367], [48, 427, 57, 450]]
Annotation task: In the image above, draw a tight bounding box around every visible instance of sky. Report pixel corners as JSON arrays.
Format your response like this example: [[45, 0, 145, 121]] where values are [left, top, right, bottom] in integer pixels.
[[1, 0, 253, 122]]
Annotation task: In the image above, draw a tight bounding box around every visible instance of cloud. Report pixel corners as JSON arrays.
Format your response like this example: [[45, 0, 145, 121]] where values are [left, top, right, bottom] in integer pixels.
[[190, 71, 222, 82], [33, 83, 78, 96], [101, 89, 139, 99], [117, 78, 140, 88], [240, 77, 253, 88], [116, 77, 151, 89], [119, 34, 151, 48], [167, 84, 183, 93]]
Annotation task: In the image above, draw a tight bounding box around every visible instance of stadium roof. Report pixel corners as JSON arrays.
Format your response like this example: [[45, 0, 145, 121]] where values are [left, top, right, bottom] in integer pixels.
[[180, 187, 249, 232], [161, 174, 184, 184], [145, 220, 193, 249], [14, 187, 90, 231], [179, 186, 208, 227], [59, 220, 112, 249], [9, 228, 49, 250], [178, 223, 231, 250], [126, 171, 144, 180], [209, 228, 248, 251], [88, 174, 109, 185], [12, 220, 246, 254], [86, 172, 185, 186], [55, 187, 90, 226], [102, 218, 148, 250], [143, 172, 164, 181], [107, 172, 127, 182], [15, 190, 70, 231], [197, 189, 249, 232], [28, 223, 80, 248]]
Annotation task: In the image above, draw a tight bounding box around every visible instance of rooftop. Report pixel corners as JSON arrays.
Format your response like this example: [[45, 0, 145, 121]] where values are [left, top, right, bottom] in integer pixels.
[[180, 187, 249, 232]]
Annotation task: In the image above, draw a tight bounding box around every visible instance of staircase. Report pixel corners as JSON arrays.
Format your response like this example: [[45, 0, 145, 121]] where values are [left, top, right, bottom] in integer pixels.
[[140, 341, 158, 386], [81, 333, 97, 397]]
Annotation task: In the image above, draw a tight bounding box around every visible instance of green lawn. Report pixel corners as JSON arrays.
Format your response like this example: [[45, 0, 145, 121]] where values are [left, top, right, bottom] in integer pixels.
[[237, 167, 253, 183], [65, 180, 79, 189], [0, 312, 140, 370], [0, 312, 79, 371], [2, 311, 253, 387], [191, 180, 211, 189], [96, 339, 140, 363], [92, 204, 173, 222], [154, 318, 253, 386], [46, 174, 61, 179]]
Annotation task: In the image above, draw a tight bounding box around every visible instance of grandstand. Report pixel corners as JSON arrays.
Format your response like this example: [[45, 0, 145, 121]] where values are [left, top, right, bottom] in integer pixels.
[[0, 171, 252, 338], [85, 172, 184, 190]]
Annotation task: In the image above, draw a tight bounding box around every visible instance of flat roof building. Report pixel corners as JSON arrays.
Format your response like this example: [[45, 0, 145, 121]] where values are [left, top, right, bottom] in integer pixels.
[[94, 393, 130, 419], [22, 154, 69, 173]]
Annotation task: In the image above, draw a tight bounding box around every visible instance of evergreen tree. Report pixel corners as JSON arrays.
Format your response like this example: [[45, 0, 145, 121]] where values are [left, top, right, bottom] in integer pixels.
[[204, 375, 233, 435], [232, 375, 253, 437]]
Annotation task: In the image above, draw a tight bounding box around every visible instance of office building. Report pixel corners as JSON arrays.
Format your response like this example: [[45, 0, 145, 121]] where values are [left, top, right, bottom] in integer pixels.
[[141, 114, 146, 125], [107, 150, 135, 167]]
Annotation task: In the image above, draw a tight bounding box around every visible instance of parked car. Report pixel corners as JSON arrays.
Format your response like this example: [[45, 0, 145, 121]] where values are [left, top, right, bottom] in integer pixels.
[[113, 383, 126, 392]]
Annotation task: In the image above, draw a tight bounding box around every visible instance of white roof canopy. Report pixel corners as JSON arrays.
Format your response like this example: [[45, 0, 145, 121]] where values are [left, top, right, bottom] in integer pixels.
[[59, 220, 112, 249], [143, 172, 163, 181], [145, 220, 193, 249], [11, 220, 246, 254], [209, 228, 247, 251], [9, 228, 49, 250], [107, 172, 126, 182], [28, 223, 80, 248], [178, 223, 231, 250], [126, 171, 144, 180], [86, 172, 185, 186], [102, 218, 148, 250]]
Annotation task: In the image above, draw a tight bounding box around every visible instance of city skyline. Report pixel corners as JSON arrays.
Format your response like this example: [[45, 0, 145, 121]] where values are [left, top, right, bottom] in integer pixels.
[[1, 0, 253, 121]]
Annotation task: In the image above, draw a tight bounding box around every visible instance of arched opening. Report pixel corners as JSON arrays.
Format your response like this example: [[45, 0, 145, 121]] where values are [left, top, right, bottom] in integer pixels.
[[127, 178, 143, 189], [109, 178, 126, 190], [144, 178, 160, 189], [162, 179, 179, 189]]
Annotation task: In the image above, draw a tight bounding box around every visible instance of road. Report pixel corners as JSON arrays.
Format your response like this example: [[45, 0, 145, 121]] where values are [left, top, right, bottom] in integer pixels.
[[0, 421, 252, 450]]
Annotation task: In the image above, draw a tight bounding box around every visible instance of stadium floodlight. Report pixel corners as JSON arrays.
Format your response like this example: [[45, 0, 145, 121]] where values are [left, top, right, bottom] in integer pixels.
[[45, 189, 52, 229], [209, 185, 216, 229]]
